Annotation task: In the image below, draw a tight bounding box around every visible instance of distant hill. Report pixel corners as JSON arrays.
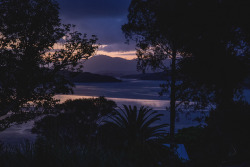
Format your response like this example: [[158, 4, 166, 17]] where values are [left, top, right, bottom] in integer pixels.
[[82, 55, 139, 76], [61, 71, 121, 83], [121, 72, 170, 81], [82, 55, 171, 77]]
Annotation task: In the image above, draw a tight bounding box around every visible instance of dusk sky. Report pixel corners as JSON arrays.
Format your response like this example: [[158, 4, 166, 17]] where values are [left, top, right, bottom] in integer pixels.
[[58, 0, 136, 60]]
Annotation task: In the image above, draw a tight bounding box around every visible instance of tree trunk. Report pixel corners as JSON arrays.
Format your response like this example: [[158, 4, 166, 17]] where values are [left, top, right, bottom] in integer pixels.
[[170, 48, 177, 166]]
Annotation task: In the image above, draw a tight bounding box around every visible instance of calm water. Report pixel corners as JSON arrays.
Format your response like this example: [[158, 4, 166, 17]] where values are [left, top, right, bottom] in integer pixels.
[[1, 79, 249, 144]]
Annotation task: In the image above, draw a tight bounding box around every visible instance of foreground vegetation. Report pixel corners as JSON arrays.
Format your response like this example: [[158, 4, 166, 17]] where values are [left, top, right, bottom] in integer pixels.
[[1, 97, 250, 166], [1, 0, 250, 166], [0, 97, 183, 167]]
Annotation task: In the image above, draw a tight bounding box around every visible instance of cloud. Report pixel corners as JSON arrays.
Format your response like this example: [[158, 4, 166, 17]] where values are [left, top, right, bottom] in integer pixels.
[[58, 0, 131, 19], [100, 42, 136, 52], [96, 50, 136, 60], [57, 0, 133, 53], [72, 17, 127, 44]]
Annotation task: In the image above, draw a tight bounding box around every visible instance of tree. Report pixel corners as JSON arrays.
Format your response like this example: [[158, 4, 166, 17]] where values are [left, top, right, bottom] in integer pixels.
[[0, 0, 98, 130], [174, 2, 250, 161], [177, 0, 250, 105], [122, 0, 197, 162], [32, 97, 117, 146], [100, 105, 172, 167], [103, 105, 167, 146], [123, 0, 250, 165]]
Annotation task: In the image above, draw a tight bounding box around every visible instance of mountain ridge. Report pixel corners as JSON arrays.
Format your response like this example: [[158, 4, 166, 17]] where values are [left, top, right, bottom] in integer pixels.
[[82, 55, 140, 76]]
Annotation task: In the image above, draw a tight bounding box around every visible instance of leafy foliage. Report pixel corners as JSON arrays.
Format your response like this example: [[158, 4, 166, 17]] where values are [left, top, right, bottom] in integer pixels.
[[123, 1, 250, 166], [0, 0, 98, 130], [99, 105, 182, 167], [0, 138, 182, 167], [123, 0, 250, 106], [0, 0, 98, 115], [32, 97, 116, 145], [172, 101, 250, 167], [30, 103, 179, 167], [101, 105, 168, 147]]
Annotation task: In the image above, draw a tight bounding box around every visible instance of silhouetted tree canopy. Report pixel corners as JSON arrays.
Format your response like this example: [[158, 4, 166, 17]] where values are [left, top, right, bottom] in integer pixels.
[[99, 105, 174, 167], [123, 0, 250, 117], [0, 0, 98, 110], [0, 0, 98, 128], [176, 0, 250, 104], [30, 102, 176, 167], [123, 0, 250, 99], [102, 105, 168, 147], [33, 97, 116, 146], [123, 1, 250, 165], [122, 0, 199, 156]]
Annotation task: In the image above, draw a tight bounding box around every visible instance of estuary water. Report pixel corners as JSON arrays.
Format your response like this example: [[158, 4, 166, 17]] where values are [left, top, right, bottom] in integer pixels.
[[1, 79, 249, 144]]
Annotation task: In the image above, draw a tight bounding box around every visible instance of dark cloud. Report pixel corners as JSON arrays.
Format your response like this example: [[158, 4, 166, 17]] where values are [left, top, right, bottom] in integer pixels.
[[101, 42, 136, 52], [58, 0, 130, 19], [75, 17, 127, 44], [57, 0, 134, 54]]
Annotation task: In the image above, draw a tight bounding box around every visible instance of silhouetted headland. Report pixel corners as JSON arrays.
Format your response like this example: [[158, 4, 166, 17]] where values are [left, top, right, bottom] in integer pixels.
[[60, 71, 122, 83]]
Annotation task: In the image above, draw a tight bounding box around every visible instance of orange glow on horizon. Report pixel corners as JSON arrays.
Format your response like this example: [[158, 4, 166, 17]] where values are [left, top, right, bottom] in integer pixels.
[[97, 50, 137, 60], [52, 43, 136, 60]]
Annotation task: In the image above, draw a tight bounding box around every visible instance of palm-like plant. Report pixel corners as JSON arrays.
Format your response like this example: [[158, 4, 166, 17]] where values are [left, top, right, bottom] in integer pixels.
[[97, 105, 173, 166], [103, 105, 168, 146]]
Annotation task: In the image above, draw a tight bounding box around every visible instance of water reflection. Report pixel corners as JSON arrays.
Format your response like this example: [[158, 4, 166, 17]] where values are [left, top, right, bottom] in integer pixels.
[[55, 95, 169, 110], [55, 94, 204, 132], [73, 79, 169, 100], [0, 80, 212, 144]]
